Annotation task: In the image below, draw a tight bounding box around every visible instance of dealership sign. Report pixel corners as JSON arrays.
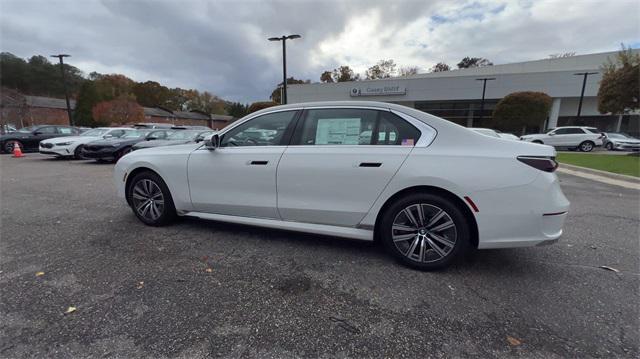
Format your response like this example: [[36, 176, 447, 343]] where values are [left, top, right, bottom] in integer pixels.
[[350, 85, 406, 97]]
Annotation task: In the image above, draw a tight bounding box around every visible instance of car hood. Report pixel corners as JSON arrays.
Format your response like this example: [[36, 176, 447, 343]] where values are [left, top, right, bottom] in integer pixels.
[[520, 133, 546, 139], [133, 139, 191, 148], [611, 138, 640, 144], [0, 132, 32, 140], [42, 135, 97, 144]]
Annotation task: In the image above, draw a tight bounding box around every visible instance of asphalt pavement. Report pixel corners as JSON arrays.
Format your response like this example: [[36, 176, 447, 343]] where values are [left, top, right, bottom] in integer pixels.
[[1, 154, 638, 358]]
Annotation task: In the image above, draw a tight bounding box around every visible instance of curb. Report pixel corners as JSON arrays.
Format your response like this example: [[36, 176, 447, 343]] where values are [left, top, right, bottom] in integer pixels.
[[558, 163, 640, 183]]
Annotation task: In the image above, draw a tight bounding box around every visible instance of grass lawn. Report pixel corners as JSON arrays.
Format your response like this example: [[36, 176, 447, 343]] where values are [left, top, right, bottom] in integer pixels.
[[556, 153, 640, 177]]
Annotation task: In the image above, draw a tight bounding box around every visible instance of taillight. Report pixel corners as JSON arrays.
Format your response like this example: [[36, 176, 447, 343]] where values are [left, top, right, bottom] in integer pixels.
[[517, 156, 558, 172]]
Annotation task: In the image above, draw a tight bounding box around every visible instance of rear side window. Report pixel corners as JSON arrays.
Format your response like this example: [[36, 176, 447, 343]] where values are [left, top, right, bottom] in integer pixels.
[[554, 128, 585, 135], [295, 108, 420, 146], [57, 127, 74, 134]]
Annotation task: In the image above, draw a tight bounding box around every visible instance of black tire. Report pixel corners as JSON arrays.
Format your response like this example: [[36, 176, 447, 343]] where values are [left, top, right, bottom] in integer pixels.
[[579, 140, 595, 152], [3, 140, 22, 154], [379, 193, 470, 270], [74, 145, 85, 160], [532, 140, 543, 144], [126, 171, 177, 226], [605, 142, 614, 151]]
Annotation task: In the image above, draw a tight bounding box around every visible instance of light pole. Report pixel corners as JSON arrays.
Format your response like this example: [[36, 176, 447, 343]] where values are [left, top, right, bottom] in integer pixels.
[[475, 77, 495, 124], [51, 54, 74, 126], [573, 72, 598, 120], [268, 34, 301, 105]]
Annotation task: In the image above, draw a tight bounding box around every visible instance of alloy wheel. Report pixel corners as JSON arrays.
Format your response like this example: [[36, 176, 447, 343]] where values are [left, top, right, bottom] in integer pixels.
[[391, 203, 457, 263], [580, 142, 593, 152], [131, 179, 165, 221]]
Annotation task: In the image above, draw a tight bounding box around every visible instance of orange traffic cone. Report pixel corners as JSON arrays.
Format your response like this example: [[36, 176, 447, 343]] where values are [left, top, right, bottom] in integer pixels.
[[12, 142, 24, 158]]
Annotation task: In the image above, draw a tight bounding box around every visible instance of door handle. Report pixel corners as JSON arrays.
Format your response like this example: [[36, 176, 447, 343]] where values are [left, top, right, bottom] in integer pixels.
[[359, 162, 382, 168], [249, 160, 269, 165]]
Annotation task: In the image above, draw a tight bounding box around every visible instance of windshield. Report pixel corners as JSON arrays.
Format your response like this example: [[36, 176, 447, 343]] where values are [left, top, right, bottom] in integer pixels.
[[18, 126, 35, 133], [122, 129, 146, 138], [167, 130, 200, 140], [608, 133, 633, 139], [81, 128, 110, 137]]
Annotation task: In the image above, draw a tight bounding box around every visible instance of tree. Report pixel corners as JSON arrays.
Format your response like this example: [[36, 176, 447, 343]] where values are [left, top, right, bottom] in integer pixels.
[[597, 45, 640, 115], [92, 95, 144, 126], [74, 81, 103, 127], [365, 59, 397, 79], [225, 102, 249, 118], [457, 57, 493, 69], [430, 62, 451, 72], [94, 74, 135, 101], [320, 71, 334, 83], [186, 90, 226, 115], [270, 77, 310, 104], [320, 66, 360, 83], [248, 101, 278, 114], [133, 81, 171, 108], [492, 91, 552, 133], [399, 66, 420, 77]]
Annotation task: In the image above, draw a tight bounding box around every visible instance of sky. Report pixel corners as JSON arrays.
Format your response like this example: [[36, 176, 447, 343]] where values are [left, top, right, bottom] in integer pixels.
[[1, 0, 638, 103]]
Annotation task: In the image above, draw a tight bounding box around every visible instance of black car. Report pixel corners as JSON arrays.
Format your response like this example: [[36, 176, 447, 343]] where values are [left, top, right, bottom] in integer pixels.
[[0, 125, 82, 153], [81, 129, 172, 162], [131, 130, 213, 151]]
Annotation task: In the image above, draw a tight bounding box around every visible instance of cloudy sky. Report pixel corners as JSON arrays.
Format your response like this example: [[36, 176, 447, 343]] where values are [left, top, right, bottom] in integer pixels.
[[1, 0, 638, 102]]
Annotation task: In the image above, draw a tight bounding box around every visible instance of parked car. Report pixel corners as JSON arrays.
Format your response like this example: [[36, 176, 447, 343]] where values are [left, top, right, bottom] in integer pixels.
[[602, 132, 640, 151], [495, 131, 520, 141], [131, 130, 214, 151], [39, 127, 134, 159], [82, 129, 173, 162], [170, 125, 211, 130], [114, 101, 569, 270], [1, 123, 17, 135], [0, 125, 81, 153], [520, 126, 604, 152], [469, 128, 501, 138], [132, 123, 174, 129]]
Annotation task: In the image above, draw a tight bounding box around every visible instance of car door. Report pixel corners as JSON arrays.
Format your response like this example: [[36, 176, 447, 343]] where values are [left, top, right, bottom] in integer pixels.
[[277, 108, 420, 227], [29, 126, 58, 150], [187, 110, 300, 218]]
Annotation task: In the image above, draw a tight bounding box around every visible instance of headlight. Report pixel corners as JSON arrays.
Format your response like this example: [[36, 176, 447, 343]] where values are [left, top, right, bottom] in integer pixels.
[[55, 141, 74, 146]]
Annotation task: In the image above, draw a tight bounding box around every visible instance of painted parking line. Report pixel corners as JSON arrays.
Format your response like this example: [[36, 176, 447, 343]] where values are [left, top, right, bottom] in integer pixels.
[[557, 167, 640, 190]]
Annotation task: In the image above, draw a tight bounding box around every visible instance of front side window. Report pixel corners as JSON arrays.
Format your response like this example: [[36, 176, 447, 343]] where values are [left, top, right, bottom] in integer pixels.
[[297, 109, 420, 146], [57, 127, 74, 134], [221, 111, 298, 147], [36, 126, 57, 134]]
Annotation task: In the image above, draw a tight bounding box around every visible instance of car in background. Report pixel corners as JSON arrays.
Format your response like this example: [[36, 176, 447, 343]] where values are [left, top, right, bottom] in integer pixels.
[[82, 129, 173, 162], [495, 131, 520, 141], [1, 123, 17, 135], [132, 123, 174, 129], [170, 125, 211, 130], [603, 132, 640, 151], [0, 125, 81, 153], [520, 126, 604, 152], [131, 129, 214, 151], [114, 101, 569, 270], [39, 127, 134, 159]]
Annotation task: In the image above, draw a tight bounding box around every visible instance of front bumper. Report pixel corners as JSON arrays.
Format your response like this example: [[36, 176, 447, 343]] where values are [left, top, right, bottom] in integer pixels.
[[613, 143, 640, 151], [39, 143, 74, 156], [82, 147, 117, 160]]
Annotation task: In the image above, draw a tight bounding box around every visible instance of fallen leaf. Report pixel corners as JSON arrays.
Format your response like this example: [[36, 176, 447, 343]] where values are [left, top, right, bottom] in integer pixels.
[[506, 336, 522, 346], [64, 306, 77, 314], [35, 271, 45, 277], [599, 265, 620, 273], [205, 268, 213, 273], [136, 281, 144, 289]]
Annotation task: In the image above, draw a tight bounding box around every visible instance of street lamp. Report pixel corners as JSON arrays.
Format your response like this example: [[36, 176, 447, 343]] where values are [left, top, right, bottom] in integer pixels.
[[573, 72, 598, 120], [475, 77, 496, 124], [268, 34, 301, 105], [50, 54, 74, 126]]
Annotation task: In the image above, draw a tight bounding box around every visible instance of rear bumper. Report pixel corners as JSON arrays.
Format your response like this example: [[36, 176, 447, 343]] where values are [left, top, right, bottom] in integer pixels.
[[472, 172, 570, 249]]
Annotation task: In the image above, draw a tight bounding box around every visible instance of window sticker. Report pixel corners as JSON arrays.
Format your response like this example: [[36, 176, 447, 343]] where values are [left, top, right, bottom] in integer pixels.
[[315, 118, 361, 145], [401, 138, 414, 146]]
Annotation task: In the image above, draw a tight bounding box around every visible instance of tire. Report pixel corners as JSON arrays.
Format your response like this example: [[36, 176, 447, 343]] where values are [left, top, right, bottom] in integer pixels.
[[532, 140, 543, 144], [605, 142, 614, 151], [379, 193, 470, 270], [579, 141, 594, 152], [3, 140, 22, 154], [126, 171, 177, 226], [74, 145, 85, 160]]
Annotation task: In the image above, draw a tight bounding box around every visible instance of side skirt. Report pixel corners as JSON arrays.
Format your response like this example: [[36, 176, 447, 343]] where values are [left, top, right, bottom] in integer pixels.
[[183, 211, 374, 241]]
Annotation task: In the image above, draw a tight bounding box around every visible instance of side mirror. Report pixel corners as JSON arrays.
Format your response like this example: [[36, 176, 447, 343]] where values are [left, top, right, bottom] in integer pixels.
[[33, 131, 42, 136], [195, 136, 204, 143], [204, 134, 220, 150], [103, 134, 114, 139], [548, 133, 555, 136]]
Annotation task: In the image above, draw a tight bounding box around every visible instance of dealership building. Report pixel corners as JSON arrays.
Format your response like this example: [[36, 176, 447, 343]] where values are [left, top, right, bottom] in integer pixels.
[[288, 50, 639, 136]]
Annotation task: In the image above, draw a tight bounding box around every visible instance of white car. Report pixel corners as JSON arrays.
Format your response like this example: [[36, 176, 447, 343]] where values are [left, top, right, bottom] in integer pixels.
[[39, 127, 133, 159], [114, 101, 569, 270], [469, 128, 501, 138], [520, 126, 604, 152]]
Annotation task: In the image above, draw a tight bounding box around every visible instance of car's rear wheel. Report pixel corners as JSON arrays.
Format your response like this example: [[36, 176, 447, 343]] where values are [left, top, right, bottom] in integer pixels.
[[127, 171, 176, 226], [380, 193, 470, 270], [74, 145, 85, 160], [4, 140, 22, 154], [579, 140, 594, 152]]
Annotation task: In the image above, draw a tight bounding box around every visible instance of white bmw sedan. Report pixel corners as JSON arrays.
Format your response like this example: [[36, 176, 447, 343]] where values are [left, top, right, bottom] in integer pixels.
[[114, 101, 570, 270]]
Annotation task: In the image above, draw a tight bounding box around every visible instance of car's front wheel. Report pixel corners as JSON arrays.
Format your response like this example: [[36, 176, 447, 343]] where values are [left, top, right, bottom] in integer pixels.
[[127, 171, 176, 226], [3, 140, 22, 154], [605, 142, 614, 150], [74, 145, 85, 160], [579, 140, 595, 152], [380, 193, 470, 270]]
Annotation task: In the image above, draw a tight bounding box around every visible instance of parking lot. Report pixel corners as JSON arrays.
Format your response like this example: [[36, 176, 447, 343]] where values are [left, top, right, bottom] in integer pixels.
[[1, 154, 638, 358]]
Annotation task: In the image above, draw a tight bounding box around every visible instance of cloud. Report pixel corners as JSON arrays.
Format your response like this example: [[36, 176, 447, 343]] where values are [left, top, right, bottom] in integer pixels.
[[1, 0, 638, 102]]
